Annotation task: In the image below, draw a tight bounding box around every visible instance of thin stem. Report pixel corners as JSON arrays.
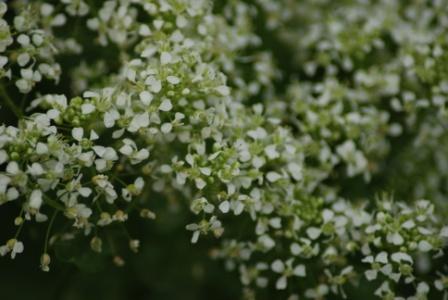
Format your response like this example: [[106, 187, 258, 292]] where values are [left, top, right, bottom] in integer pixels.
[[14, 207, 25, 239], [0, 84, 22, 118], [44, 210, 59, 253], [20, 93, 27, 112], [43, 194, 65, 211]]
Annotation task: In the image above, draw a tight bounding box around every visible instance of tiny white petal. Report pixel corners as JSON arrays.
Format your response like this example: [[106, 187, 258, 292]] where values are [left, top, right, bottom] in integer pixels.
[[195, 178, 206, 190], [215, 85, 230, 96], [160, 52, 172, 65], [219, 201, 230, 213], [159, 99, 173, 112], [90, 130, 99, 140], [275, 276, 287, 290], [418, 240, 432, 252], [288, 162, 303, 181], [191, 231, 200, 243], [293, 264, 306, 277], [81, 103, 95, 114], [306, 227, 321, 240], [362, 256, 374, 264], [290, 243, 301, 255], [271, 260, 285, 273], [72, 127, 84, 141], [391, 252, 413, 264], [365, 270, 377, 281], [79, 187, 92, 197], [375, 252, 388, 264], [161, 123, 173, 133], [29, 190, 43, 210], [167, 76, 180, 84], [0, 150, 7, 164], [129, 112, 150, 132], [266, 171, 282, 182], [440, 226, 448, 237], [139, 91, 153, 105]]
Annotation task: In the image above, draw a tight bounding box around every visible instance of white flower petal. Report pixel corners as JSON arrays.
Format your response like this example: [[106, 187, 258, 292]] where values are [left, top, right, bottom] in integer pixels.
[[266, 171, 282, 182], [271, 260, 285, 273], [215, 85, 230, 96], [167, 76, 180, 84], [219, 201, 230, 213], [293, 264, 306, 277], [306, 227, 321, 240], [365, 270, 378, 281], [72, 127, 84, 141], [29, 190, 43, 210], [139, 91, 153, 105], [81, 103, 95, 114], [159, 99, 173, 112], [160, 52, 172, 65], [275, 276, 287, 290]]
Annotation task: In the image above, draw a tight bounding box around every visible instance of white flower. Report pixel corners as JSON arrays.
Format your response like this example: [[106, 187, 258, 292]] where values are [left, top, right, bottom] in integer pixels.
[[122, 177, 145, 201], [271, 259, 306, 290], [190, 197, 214, 214], [119, 139, 149, 164], [0, 175, 19, 204], [93, 175, 117, 203], [0, 239, 24, 259], [186, 224, 200, 243]]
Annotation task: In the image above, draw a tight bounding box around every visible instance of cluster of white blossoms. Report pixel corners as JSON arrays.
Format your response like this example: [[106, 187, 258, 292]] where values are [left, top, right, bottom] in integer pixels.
[[0, 0, 448, 299]]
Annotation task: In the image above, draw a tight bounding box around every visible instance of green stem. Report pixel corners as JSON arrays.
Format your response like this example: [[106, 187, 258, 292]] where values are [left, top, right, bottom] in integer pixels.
[[43, 194, 65, 211], [0, 84, 22, 118], [44, 210, 59, 253], [14, 207, 25, 239]]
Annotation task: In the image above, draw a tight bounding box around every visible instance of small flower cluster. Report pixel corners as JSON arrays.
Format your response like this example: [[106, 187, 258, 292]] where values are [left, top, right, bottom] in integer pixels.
[[1, 0, 448, 299]]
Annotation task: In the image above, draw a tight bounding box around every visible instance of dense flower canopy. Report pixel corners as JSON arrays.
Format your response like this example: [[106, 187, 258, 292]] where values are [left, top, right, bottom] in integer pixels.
[[0, 0, 448, 299]]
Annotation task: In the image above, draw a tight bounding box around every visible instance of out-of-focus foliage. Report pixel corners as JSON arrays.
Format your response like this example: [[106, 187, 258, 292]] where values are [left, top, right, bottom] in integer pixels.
[[1, 0, 448, 299]]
